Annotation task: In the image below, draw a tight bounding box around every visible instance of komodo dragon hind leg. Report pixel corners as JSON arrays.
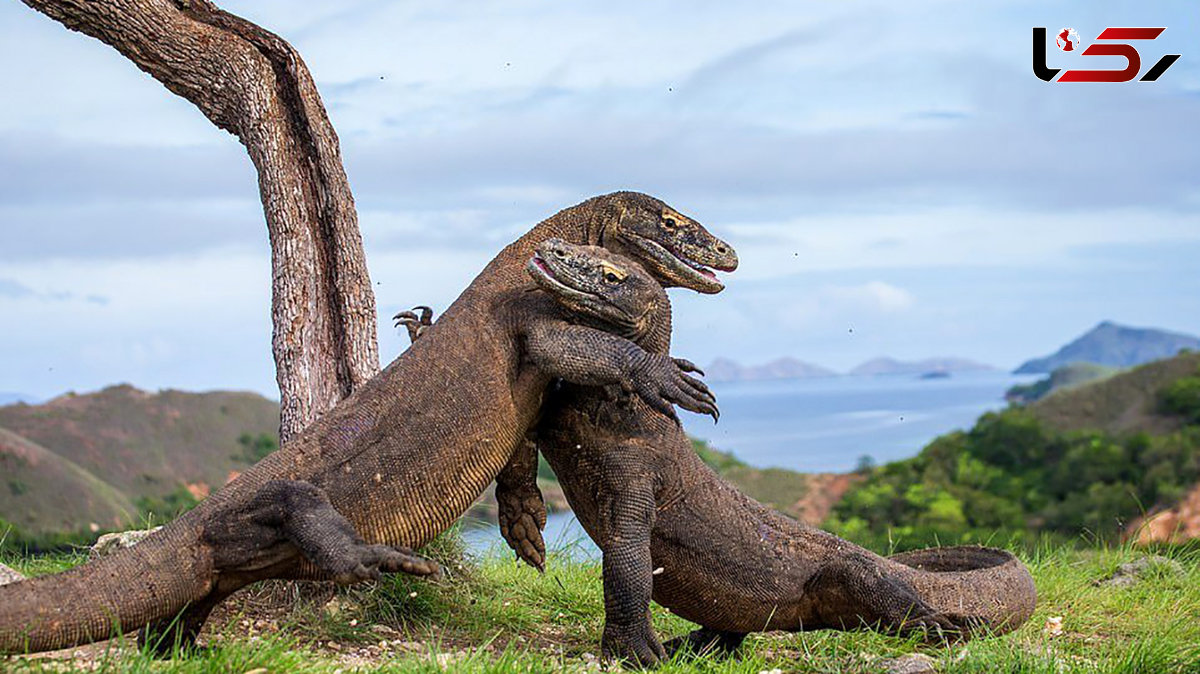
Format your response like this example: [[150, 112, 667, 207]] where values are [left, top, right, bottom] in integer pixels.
[[262, 480, 442, 584], [806, 554, 964, 641], [137, 588, 233, 657], [598, 477, 666, 667], [394, 305, 434, 343], [662, 627, 746, 659], [495, 433, 547, 571], [209, 480, 443, 584]]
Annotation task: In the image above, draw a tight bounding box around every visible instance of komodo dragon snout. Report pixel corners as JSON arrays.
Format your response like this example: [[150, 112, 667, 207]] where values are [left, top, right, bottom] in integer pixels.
[[528, 239, 660, 338], [599, 192, 737, 295]]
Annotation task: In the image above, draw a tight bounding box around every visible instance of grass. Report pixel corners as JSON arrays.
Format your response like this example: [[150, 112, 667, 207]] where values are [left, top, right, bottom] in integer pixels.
[[3, 537, 1199, 673]]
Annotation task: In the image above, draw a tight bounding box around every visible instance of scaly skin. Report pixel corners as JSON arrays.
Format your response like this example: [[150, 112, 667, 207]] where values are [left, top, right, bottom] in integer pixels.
[[0, 192, 735, 656], [500, 243, 1038, 666]]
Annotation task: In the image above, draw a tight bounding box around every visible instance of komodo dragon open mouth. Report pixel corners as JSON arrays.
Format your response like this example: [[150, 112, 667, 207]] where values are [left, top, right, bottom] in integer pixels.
[[623, 233, 732, 294], [527, 253, 599, 304]]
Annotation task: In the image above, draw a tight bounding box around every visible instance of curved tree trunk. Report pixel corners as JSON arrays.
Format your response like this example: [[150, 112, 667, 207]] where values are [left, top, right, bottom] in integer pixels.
[[19, 0, 380, 443]]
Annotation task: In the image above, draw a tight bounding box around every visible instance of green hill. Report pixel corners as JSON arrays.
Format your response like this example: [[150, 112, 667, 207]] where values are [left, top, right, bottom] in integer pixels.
[[1029, 351, 1200, 435], [0, 427, 136, 548], [1005, 362, 1118, 404], [829, 352, 1200, 549], [0, 384, 280, 505], [1015, 320, 1200, 374]]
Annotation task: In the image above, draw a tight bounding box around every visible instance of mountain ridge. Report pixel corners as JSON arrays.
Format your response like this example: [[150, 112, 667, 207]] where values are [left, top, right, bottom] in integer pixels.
[[1015, 321, 1200, 374], [707, 355, 996, 381]]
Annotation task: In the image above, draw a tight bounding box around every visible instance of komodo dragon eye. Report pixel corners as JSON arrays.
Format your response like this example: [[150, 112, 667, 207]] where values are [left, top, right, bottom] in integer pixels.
[[604, 272, 622, 284], [662, 217, 678, 230]]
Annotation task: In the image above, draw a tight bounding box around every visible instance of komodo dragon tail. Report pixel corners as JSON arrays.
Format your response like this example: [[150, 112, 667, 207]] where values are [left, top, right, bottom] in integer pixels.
[[887, 545, 1037, 638], [0, 522, 213, 654]]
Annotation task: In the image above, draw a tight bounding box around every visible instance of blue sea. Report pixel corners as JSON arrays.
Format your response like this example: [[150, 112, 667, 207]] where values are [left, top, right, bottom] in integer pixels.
[[464, 370, 1037, 557], [681, 371, 1037, 473]]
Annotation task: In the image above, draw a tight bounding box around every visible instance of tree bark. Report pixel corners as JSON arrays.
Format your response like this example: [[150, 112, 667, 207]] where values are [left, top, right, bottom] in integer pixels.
[[19, 0, 381, 443]]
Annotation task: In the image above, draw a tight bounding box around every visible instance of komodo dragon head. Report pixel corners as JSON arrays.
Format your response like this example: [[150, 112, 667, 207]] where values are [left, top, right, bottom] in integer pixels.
[[527, 238, 663, 338], [595, 192, 738, 295]]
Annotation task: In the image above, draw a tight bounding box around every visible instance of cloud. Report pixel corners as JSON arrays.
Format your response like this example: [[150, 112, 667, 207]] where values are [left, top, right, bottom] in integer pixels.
[[0, 276, 109, 304], [0, 278, 34, 298], [0, 0, 1198, 399], [824, 281, 914, 313]]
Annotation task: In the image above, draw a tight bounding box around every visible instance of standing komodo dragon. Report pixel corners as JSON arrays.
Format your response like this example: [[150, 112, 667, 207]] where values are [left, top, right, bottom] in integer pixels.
[[0, 192, 736, 656], [487, 242, 1038, 665]]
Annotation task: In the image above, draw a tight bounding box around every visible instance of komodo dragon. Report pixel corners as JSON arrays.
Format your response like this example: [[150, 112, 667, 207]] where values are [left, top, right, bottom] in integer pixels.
[[487, 243, 1038, 665], [0, 192, 735, 656]]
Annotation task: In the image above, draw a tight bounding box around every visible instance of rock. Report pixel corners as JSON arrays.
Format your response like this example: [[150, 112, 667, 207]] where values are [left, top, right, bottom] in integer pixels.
[[1095, 555, 1185, 587], [1130, 483, 1200, 544], [878, 653, 938, 674], [370, 624, 400, 637], [89, 527, 162, 560], [0, 561, 26, 586]]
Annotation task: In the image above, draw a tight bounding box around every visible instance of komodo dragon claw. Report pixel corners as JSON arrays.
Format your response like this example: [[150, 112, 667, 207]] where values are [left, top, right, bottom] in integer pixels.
[[497, 485, 547, 572], [394, 305, 435, 343], [626, 353, 720, 424], [331, 543, 442, 584]]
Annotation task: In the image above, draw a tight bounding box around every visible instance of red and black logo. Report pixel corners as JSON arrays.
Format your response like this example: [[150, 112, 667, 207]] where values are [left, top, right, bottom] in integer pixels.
[[1033, 27, 1180, 83]]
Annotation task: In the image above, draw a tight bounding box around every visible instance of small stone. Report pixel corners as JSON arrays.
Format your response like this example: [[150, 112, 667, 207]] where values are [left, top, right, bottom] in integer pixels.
[[409, 591, 419, 598], [879, 653, 937, 674], [1096, 555, 1184, 588], [349, 619, 358, 627], [89, 527, 162, 559], [1044, 616, 1064, 637], [0, 562, 25, 586], [327, 640, 341, 651]]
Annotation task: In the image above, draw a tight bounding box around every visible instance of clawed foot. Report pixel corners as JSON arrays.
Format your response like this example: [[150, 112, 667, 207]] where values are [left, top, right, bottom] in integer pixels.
[[662, 627, 745, 659], [393, 305, 434, 343], [330, 543, 442, 584], [602, 622, 667, 668], [627, 353, 718, 424], [497, 483, 547, 572], [894, 609, 967, 644]]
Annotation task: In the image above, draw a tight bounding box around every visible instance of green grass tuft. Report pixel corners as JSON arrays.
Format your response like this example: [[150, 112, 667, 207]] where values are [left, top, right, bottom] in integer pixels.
[[3, 539, 1198, 672]]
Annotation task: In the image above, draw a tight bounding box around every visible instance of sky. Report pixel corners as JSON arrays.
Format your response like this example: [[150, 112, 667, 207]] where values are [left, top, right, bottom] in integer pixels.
[[1, 0, 1198, 401]]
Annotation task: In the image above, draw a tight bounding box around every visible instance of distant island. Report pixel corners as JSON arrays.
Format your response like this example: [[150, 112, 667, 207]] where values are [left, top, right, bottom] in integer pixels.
[[705, 356, 995, 382], [706, 357, 837, 383], [1015, 320, 1200, 374], [848, 357, 995, 377]]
